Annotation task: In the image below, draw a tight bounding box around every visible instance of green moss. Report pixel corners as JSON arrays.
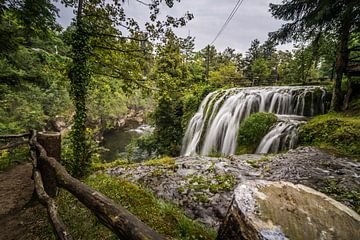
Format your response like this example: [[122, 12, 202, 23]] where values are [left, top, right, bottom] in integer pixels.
[[91, 157, 176, 172], [188, 175, 209, 191], [298, 113, 360, 157], [150, 169, 165, 177], [209, 174, 236, 193], [246, 157, 271, 169], [143, 156, 175, 167], [177, 186, 186, 194], [186, 172, 235, 194], [194, 193, 210, 203], [91, 159, 129, 171], [207, 161, 216, 173], [236, 112, 278, 154], [321, 179, 360, 214], [55, 174, 216, 240]]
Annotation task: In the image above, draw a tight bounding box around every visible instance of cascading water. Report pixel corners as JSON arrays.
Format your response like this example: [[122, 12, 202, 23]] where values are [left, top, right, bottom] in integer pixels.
[[181, 86, 327, 156], [255, 115, 306, 154]]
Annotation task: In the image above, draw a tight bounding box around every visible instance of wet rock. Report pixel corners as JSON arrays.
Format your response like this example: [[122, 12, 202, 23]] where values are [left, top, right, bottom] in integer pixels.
[[107, 147, 360, 228], [217, 180, 360, 240]]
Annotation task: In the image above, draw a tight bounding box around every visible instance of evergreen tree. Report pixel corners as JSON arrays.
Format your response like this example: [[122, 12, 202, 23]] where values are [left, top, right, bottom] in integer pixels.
[[269, 0, 360, 111]]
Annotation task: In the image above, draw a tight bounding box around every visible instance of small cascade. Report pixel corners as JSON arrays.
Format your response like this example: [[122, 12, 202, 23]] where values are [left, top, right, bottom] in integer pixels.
[[255, 115, 306, 154], [181, 86, 327, 156]]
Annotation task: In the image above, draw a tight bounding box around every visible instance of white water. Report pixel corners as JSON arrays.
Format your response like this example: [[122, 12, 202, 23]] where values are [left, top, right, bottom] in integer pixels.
[[255, 115, 306, 154], [181, 86, 327, 156]]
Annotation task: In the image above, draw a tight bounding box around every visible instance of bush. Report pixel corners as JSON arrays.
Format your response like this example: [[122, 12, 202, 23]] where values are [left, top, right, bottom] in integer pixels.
[[298, 113, 360, 156], [0, 146, 29, 171], [236, 112, 277, 154]]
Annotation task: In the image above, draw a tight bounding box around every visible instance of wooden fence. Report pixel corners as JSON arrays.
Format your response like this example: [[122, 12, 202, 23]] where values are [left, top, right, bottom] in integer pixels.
[[0, 131, 166, 240]]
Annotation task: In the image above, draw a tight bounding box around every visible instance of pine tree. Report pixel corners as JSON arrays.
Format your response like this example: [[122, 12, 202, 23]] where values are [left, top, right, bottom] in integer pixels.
[[269, 0, 360, 111]]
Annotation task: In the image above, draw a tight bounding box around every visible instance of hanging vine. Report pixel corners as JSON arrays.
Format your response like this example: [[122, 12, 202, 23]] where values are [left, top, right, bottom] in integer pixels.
[[67, 0, 92, 176]]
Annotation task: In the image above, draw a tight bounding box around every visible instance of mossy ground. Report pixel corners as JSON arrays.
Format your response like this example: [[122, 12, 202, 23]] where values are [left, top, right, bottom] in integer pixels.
[[51, 173, 216, 240], [298, 113, 360, 157]]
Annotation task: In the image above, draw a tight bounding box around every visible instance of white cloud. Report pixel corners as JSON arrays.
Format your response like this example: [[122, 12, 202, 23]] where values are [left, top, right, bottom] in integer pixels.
[[55, 0, 292, 54]]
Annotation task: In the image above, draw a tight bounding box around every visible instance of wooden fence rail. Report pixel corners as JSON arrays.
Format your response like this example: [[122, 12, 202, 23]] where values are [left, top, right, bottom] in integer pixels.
[[1, 131, 166, 240]]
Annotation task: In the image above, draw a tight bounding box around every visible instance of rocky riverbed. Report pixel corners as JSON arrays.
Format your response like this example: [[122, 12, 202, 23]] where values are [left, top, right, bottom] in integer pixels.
[[106, 147, 360, 228]]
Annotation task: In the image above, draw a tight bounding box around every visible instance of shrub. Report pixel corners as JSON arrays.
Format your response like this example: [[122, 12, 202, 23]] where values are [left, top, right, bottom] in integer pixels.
[[236, 112, 277, 154]]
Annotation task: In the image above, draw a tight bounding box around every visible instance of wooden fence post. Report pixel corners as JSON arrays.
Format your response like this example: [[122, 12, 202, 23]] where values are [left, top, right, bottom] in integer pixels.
[[37, 132, 61, 197]]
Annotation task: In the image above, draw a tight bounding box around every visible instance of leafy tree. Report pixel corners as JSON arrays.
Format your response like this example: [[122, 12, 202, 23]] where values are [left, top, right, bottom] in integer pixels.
[[65, 0, 192, 175], [150, 31, 189, 156], [208, 63, 241, 87], [269, 0, 360, 111], [250, 57, 271, 84], [18, 0, 61, 45]]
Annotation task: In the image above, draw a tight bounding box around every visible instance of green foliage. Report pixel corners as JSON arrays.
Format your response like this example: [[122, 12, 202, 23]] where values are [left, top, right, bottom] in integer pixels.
[[150, 32, 189, 156], [251, 57, 271, 80], [208, 63, 241, 87], [298, 113, 360, 156], [0, 46, 72, 134], [237, 113, 278, 154], [0, 146, 29, 171], [61, 129, 102, 176], [55, 174, 216, 239], [67, 17, 92, 177]]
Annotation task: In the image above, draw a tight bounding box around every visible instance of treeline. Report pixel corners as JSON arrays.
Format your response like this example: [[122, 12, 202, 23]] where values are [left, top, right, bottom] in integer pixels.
[[1, 0, 359, 176]]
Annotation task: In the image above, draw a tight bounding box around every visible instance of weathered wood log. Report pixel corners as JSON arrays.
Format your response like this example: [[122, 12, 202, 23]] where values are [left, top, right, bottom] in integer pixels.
[[0, 133, 30, 139], [33, 169, 73, 240], [0, 140, 28, 150], [37, 132, 61, 197], [30, 132, 166, 240]]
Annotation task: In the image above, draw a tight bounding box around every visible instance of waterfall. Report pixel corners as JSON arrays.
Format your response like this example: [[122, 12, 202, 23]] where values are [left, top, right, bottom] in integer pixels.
[[255, 115, 306, 154], [181, 86, 327, 156]]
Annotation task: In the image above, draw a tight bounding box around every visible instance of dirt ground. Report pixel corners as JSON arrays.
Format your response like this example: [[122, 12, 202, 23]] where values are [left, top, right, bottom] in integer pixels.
[[0, 163, 49, 240]]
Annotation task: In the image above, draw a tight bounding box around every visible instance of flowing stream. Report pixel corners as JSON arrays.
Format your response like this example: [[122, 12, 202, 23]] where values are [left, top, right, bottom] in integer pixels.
[[182, 86, 327, 156]]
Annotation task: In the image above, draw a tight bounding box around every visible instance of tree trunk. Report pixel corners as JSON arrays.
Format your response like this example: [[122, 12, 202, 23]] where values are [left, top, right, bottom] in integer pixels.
[[343, 75, 352, 111], [37, 132, 61, 197], [330, 6, 353, 111]]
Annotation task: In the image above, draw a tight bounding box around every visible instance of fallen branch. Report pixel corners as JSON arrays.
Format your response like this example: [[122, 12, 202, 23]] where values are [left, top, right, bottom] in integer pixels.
[[0, 133, 30, 139], [0, 140, 28, 150], [33, 169, 73, 240]]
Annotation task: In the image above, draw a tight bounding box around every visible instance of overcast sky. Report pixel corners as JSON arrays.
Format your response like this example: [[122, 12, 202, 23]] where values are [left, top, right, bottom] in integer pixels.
[[55, 0, 292, 54]]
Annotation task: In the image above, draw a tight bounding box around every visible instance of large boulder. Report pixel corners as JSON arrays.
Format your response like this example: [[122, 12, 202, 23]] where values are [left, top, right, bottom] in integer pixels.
[[217, 180, 360, 240]]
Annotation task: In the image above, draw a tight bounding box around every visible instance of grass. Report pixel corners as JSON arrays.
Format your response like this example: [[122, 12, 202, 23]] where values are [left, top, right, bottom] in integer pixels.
[[53, 173, 216, 240], [298, 113, 360, 157]]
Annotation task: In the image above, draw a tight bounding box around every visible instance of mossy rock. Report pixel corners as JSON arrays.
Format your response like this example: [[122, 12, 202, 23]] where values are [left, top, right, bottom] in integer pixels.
[[298, 113, 360, 156], [236, 112, 277, 154]]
